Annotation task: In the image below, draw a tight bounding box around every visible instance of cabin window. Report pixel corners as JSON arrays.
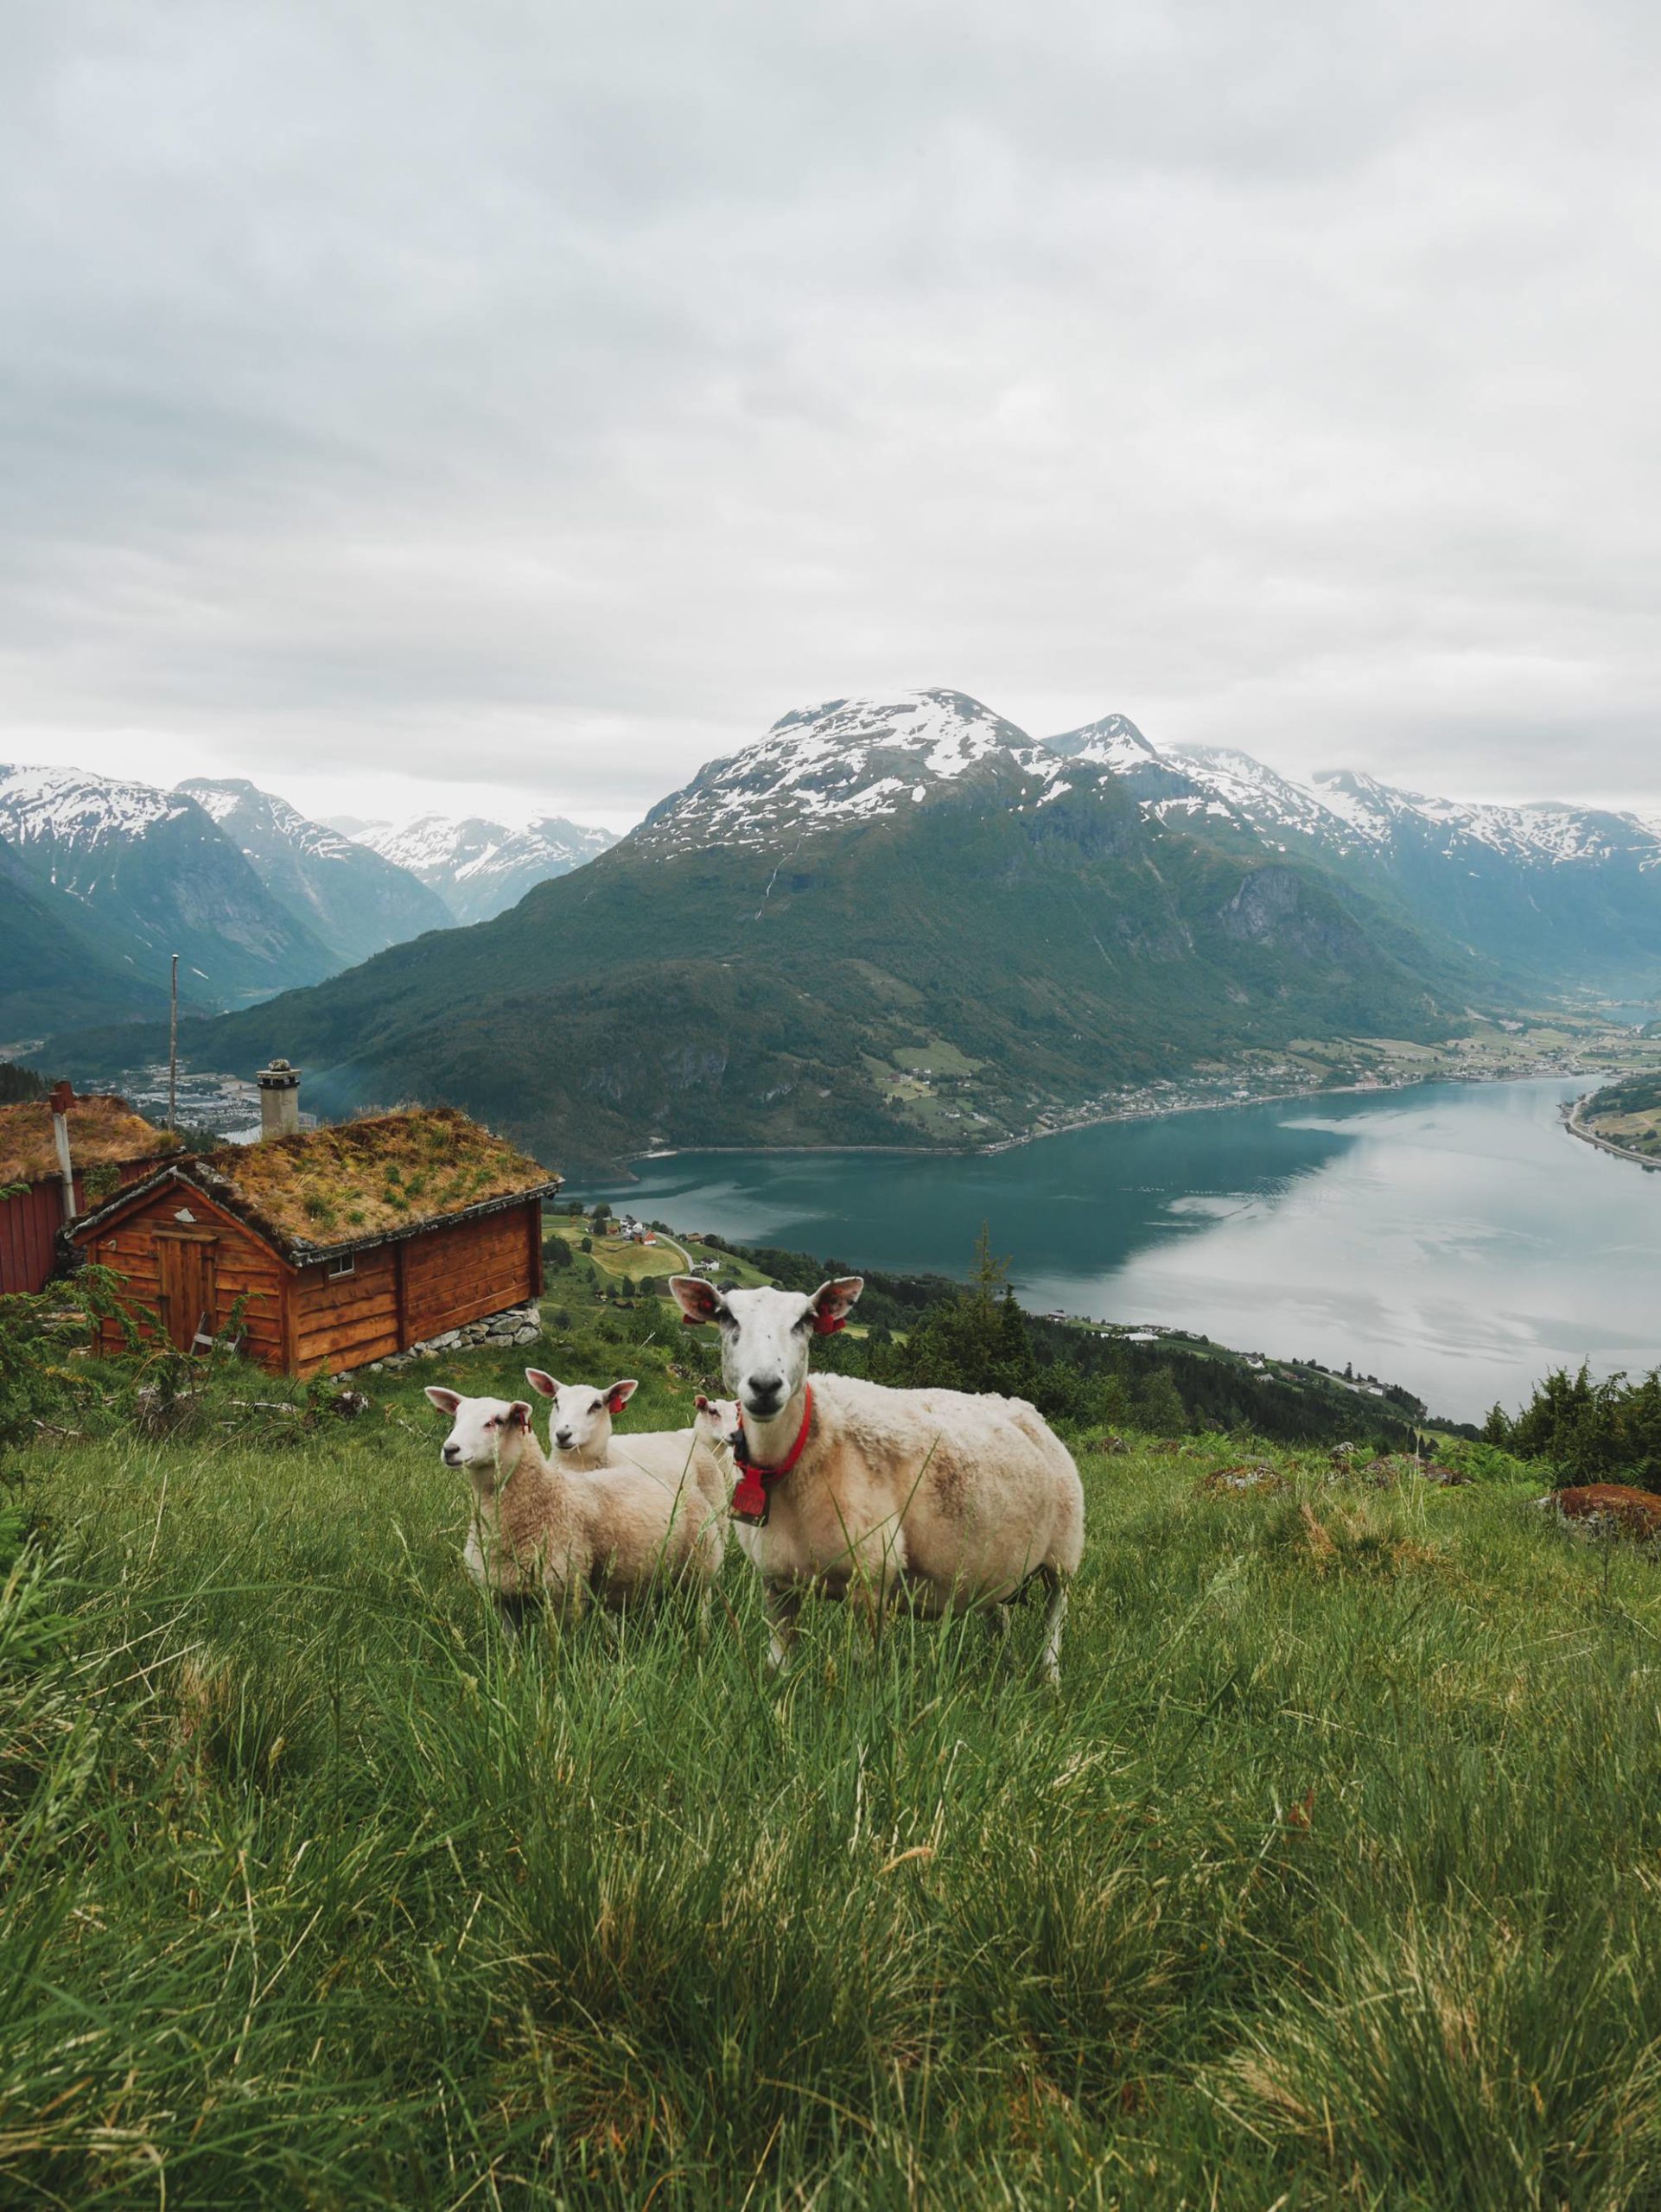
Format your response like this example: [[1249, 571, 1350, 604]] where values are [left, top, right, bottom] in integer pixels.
[[328, 1253, 355, 1279]]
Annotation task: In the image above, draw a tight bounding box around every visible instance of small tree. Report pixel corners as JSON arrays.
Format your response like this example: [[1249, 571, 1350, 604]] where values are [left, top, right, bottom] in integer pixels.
[[1132, 1367, 1187, 1436]]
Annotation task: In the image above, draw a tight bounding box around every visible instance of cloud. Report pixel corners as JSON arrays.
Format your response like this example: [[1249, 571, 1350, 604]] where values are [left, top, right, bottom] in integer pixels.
[[3, 0, 1658, 826]]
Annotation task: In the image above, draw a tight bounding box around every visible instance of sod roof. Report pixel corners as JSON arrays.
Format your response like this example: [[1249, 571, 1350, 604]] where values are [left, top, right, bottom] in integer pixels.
[[184, 1107, 560, 1256], [0, 1094, 180, 1187]]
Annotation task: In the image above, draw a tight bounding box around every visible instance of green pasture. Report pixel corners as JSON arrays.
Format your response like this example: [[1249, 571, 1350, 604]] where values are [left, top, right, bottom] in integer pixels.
[[3, 1334, 1661, 2208]]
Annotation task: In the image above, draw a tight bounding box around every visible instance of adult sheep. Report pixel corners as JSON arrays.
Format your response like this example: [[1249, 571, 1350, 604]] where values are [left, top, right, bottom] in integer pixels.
[[671, 1274, 1084, 1683]]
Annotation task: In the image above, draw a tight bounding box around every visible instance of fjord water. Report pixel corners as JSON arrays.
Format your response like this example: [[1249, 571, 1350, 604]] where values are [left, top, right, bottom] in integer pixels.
[[587, 1078, 1661, 1421]]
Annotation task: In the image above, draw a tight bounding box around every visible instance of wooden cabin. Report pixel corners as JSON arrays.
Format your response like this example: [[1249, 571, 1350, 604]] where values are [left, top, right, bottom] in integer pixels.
[[0, 1086, 180, 1295], [70, 1106, 561, 1376]]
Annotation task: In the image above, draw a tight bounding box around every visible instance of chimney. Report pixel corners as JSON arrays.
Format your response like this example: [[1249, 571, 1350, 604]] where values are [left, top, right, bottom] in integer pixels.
[[50, 1081, 76, 1220], [257, 1058, 302, 1141]]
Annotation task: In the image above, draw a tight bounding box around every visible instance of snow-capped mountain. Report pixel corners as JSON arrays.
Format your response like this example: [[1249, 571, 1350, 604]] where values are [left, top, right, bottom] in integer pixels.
[[1052, 732, 1661, 984], [1138, 745, 1661, 877], [351, 812, 618, 925], [633, 690, 1072, 855], [0, 764, 339, 1012], [180, 778, 451, 969], [1046, 713, 1164, 775]]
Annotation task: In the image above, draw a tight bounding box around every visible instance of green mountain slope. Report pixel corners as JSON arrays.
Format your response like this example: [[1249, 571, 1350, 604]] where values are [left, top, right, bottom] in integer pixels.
[[47, 695, 1473, 1169], [0, 838, 180, 1042], [0, 766, 340, 1010], [180, 778, 453, 969]]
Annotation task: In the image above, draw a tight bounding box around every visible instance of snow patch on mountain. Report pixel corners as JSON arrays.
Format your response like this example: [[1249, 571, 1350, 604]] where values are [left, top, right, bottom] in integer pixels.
[[352, 811, 618, 924], [181, 778, 361, 865], [1046, 714, 1162, 774], [637, 689, 1068, 854], [0, 764, 197, 853]]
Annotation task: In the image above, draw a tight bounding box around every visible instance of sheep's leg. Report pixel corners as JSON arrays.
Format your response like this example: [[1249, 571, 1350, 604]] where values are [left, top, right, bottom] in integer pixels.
[[983, 1601, 1012, 1644], [763, 1581, 802, 1675], [1036, 1567, 1067, 1690]]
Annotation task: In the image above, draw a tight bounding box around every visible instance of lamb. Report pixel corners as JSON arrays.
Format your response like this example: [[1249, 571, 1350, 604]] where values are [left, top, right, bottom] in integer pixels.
[[424, 1387, 723, 1625], [672, 1275, 1085, 1683], [525, 1368, 729, 1519]]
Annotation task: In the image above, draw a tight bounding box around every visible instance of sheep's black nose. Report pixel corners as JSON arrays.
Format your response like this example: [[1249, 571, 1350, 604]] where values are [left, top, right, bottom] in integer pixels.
[[555, 1429, 573, 1448], [745, 1373, 785, 1413], [442, 1445, 461, 1465]]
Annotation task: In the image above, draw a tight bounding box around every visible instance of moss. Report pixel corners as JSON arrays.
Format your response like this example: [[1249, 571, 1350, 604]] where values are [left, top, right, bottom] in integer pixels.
[[186, 1108, 558, 1255], [0, 1094, 179, 1185]]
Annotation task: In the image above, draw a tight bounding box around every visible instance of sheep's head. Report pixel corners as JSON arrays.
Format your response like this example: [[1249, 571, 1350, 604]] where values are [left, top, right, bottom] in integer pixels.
[[425, 1387, 534, 1481], [694, 1392, 744, 1468], [670, 1276, 862, 1421], [525, 1370, 637, 1465]]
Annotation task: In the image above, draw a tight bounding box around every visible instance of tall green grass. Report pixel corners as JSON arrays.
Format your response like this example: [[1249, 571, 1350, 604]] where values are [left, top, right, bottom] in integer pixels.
[[4, 1371, 1661, 2207]]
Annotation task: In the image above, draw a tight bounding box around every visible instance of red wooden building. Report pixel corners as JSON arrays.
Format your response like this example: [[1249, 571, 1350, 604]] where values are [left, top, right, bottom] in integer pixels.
[[70, 1106, 561, 1376], [0, 1088, 180, 1295]]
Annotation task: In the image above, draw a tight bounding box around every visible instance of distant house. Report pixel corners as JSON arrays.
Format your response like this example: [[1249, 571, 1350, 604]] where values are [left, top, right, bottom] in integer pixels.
[[0, 1086, 180, 1295], [70, 1105, 561, 1376]]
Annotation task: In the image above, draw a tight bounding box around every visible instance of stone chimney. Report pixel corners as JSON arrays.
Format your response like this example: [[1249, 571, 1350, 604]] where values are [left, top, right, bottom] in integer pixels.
[[257, 1058, 302, 1141]]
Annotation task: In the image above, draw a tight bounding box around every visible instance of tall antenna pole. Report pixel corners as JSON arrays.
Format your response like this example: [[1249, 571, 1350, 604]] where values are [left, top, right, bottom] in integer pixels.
[[169, 954, 179, 1133]]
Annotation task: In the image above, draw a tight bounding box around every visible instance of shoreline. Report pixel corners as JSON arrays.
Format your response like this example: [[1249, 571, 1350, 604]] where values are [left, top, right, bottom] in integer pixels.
[[605, 1062, 1607, 1180], [1562, 1094, 1661, 1173]]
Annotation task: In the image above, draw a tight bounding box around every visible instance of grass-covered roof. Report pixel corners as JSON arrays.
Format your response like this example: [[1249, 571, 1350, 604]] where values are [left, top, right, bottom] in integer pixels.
[[0, 1093, 180, 1186], [186, 1107, 560, 1255]]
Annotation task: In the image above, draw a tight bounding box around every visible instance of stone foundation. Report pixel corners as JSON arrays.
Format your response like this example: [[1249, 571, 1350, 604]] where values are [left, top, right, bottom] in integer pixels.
[[355, 1302, 543, 1376]]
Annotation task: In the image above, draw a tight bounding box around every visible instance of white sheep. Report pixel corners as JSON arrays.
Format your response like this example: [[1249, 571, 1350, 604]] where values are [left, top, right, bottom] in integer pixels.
[[525, 1368, 729, 1522], [424, 1387, 723, 1626], [673, 1277, 1085, 1683]]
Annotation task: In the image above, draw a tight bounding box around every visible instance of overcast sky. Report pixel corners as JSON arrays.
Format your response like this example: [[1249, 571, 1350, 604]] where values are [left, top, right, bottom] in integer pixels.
[[3, 1, 1659, 832]]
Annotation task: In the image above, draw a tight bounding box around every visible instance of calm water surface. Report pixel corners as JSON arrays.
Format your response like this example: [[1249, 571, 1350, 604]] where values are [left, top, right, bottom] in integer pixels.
[[582, 1079, 1661, 1421]]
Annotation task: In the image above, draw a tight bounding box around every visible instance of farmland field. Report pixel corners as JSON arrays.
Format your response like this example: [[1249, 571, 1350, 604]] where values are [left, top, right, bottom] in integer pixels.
[[5, 1332, 1661, 2209]]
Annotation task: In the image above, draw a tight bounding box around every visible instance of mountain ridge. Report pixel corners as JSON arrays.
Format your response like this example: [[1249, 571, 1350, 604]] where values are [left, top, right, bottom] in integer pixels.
[[42, 690, 1473, 1170], [350, 811, 619, 925], [179, 778, 454, 971]]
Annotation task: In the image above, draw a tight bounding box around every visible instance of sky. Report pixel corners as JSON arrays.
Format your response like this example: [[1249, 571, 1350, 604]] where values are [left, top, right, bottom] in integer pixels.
[[3, 0, 1659, 835]]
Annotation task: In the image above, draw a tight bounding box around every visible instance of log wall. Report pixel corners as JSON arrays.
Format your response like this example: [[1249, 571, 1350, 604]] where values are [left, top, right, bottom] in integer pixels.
[[78, 1189, 542, 1377], [81, 1185, 287, 1365]]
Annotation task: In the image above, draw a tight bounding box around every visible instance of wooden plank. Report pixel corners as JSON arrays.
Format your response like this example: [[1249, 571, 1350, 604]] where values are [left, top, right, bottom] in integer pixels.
[[294, 1292, 398, 1357]]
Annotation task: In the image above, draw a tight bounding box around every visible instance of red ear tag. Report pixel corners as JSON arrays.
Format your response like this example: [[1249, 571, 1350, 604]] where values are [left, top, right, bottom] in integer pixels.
[[812, 1311, 846, 1336]]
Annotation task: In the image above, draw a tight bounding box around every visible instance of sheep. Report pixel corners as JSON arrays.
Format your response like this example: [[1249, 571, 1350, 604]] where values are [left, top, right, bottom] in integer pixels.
[[525, 1367, 730, 1522], [423, 1387, 723, 1627], [672, 1275, 1085, 1683]]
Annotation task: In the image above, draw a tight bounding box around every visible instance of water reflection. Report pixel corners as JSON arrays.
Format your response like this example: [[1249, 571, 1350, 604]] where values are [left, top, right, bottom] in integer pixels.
[[583, 1080, 1661, 1421]]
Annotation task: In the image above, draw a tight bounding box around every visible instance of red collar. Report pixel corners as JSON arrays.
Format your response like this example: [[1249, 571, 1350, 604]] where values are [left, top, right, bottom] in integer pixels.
[[731, 1384, 813, 1527]]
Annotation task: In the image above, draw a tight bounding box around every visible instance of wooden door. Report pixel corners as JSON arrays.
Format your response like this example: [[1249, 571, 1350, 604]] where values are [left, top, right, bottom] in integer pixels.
[[156, 1232, 219, 1354]]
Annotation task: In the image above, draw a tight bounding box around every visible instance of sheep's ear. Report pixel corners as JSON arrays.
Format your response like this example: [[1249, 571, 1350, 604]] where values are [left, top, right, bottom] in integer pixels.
[[695, 1393, 712, 1413], [424, 1386, 461, 1415], [807, 1277, 863, 1334], [525, 1368, 559, 1398], [505, 1401, 533, 1430], [670, 1274, 723, 1325], [606, 1378, 639, 1414]]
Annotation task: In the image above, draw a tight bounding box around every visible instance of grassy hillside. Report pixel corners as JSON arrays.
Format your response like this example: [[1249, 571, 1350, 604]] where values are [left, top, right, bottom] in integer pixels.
[[1581, 1070, 1661, 1159], [47, 775, 1469, 1171], [4, 1294, 1661, 2207]]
